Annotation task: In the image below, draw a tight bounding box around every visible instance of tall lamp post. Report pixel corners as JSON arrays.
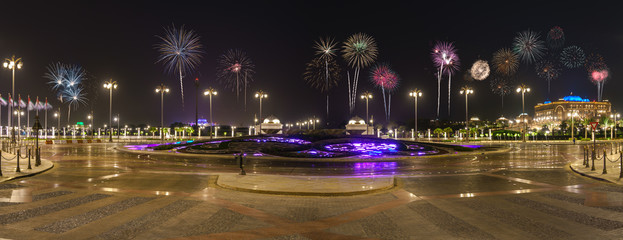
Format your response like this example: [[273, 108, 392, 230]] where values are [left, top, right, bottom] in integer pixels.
[[114, 115, 120, 139], [54, 111, 60, 138], [568, 111, 578, 143], [409, 89, 423, 140], [87, 112, 94, 138], [610, 113, 620, 139], [360, 91, 373, 127], [516, 84, 530, 142], [460, 87, 473, 142], [103, 80, 117, 142], [204, 88, 217, 139], [155, 83, 169, 140], [4, 56, 22, 143], [255, 90, 267, 135]]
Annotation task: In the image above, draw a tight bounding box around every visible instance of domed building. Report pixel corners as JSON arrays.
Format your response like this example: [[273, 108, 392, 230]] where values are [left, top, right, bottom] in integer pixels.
[[345, 116, 368, 135], [259, 115, 283, 134]]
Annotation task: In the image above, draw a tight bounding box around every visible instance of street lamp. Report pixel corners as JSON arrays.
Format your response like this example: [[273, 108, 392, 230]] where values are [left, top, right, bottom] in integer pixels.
[[104, 80, 118, 142], [54, 111, 60, 138], [13, 110, 24, 141], [610, 113, 620, 139], [255, 90, 267, 135], [409, 89, 423, 139], [114, 115, 120, 139], [155, 83, 169, 140], [568, 111, 578, 143], [4, 55, 23, 143], [360, 91, 372, 126], [516, 84, 530, 142], [460, 87, 473, 142], [204, 88, 217, 139], [87, 113, 94, 138]]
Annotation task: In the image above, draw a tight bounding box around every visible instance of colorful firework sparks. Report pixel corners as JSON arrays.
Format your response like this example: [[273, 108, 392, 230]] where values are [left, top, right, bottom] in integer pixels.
[[535, 59, 561, 96], [370, 63, 400, 122], [585, 53, 607, 72], [492, 48, 519, 75], [431, 41, 459, 117], [314, 37, 338, 60], [591, 70, 609, 82], [560, 45, 585, 68], [513, 30, 546, 64], [370, 63, 399, 91], [342, 33, 378, 113], [546, 26, 565, 50], [303, 56, 340, 93], [155, 24, 204, 106], [216, 49, 255, 106], [342, 33, 378, 69], [470, 60, 490, 81], [44, 62, 66, 90]]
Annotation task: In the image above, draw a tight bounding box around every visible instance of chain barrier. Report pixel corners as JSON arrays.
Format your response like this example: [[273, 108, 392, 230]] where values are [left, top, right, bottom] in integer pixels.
[[0, 151, 17, 160]]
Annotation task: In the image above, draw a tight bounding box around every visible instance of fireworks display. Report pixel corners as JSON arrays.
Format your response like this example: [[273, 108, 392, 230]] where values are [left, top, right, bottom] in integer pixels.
[[431, 41, 459, 117], [490, 76, 513, 114], [370, 63, 400, 121], [492, 48, 519, 76], [535, 59, 561, 96], [546, 26, 565, 50], [513, 30, 546, 64], [314, 37, 338, 60], [342, 33, 378, 113], [155, 24, 204, 106], [313, 37, 339, 117], [216, 49, 255, 108], [559, 46, 585, 68], [303, 56, 340, 93], [44, 62, 88, 123], [585, 53, 607, 72], [470, 60, 490, 81]]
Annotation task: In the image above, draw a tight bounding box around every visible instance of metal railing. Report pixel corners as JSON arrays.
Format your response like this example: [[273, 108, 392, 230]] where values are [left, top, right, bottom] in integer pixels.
[[582, 142, 623, 178]]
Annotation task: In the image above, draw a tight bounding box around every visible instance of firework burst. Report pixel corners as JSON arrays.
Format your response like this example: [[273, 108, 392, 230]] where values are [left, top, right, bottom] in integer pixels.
[[513, 30, 546, 64], [303, 56, 341, 93], [314, 37, 338, 60], [431, 41, 459, 117], [216, 49, 255, 108], [155, 24, 204, 107], [535, 59, 561, 97], [559, 45, 585, 69], [313, 37, 339, 117], [370, 63, 400, 122], [492, 48, 519, 76], [490, 75, 513, 115], [585, 53, 607, 72], [546, 26, 565, 50], [342, 33, 378, 113], [470, 60, 490, 81], [62, 86, 87, 123], [585, 53, 609, 101]]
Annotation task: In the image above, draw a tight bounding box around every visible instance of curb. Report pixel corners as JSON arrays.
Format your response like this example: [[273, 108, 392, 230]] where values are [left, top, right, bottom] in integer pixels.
[[213, 175, 398, 197], [0, 159, 55, 183], [568, 163, 616, 184]]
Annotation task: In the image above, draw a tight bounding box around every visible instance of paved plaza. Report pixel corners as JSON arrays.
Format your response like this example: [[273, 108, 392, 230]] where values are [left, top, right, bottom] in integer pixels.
[[0, 142, 622, 239]]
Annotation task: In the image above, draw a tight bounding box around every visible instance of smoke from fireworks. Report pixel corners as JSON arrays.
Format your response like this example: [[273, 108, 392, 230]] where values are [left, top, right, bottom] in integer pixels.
[[155, 24, 204, 107], [342, 33, 378, 113], [535, 59, 561, 97], [431, 41, 459, 117], [303, 56, 340, 93], [546, 26, 565, 50], [560, 46, 585, 68], [370, 63, 399, 122], [492, 48, 519, 76], [513, 30, 546, 64], [470, 60, 490, 81], [216, 49, 255, 109]]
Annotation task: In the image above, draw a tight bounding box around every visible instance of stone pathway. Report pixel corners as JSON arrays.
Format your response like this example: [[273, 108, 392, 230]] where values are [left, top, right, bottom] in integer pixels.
[[0, 151, 54, 183], [569, 149, 623, 184]]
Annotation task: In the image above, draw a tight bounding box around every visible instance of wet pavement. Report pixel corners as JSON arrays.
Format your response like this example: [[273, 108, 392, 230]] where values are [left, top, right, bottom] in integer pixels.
[[0, 142, 622, 239]]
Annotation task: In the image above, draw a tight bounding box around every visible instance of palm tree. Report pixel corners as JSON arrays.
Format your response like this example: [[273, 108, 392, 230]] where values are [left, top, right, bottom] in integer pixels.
[[600, 116, 611, 138], [581, 117, 593, 139], [443, 127, 454, 139], [433, 128, 443, 138]]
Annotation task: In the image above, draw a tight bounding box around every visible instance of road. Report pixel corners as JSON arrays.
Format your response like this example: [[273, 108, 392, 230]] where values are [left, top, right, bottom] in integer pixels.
[[0, 142, 622, 239]]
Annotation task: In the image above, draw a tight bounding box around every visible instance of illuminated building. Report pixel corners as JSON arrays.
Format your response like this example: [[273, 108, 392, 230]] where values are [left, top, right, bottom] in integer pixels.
[[533, 95, 611, 124]]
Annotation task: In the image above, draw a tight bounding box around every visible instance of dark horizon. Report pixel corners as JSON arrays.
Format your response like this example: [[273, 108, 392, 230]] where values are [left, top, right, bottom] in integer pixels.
[[0, 1, 620, 129]]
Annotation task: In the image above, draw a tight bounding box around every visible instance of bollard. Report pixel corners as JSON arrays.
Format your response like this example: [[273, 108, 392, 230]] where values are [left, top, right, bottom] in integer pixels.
[[611, 143, 613, 155], [620, 152, 623, 179], [591, 148, 596, 171], [0, 150, 3, 177], [27, 148, 31, 170], [36, 146, 41, 167], [16, 149, 21, 173], [603, 150, 608, 174], [584, 146, 589, 167]]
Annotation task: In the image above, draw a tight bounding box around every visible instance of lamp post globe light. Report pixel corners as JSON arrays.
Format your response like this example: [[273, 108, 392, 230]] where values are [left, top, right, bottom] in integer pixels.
[[204, 88, 217, 139], [610, 113, 620, 139], [409, 89, 423, 139], [156, 83, 170, 140], [54, 111, 60, 138], [255, 90, 267, 135], [4, 55, 23, 143], [516, 84, 530, 142], [87, 112, 94, 138], [360, 92, 373, 127], [460, 87, 473, 142], [104, 80, 118, 142]]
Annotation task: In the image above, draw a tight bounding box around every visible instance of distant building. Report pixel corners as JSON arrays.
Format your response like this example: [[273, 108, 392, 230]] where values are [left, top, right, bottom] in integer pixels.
[[533, 95, 612, 124]]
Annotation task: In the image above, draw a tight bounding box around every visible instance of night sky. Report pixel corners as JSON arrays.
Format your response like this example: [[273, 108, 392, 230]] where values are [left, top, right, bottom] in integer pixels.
[[1, 1, 621, 129]]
